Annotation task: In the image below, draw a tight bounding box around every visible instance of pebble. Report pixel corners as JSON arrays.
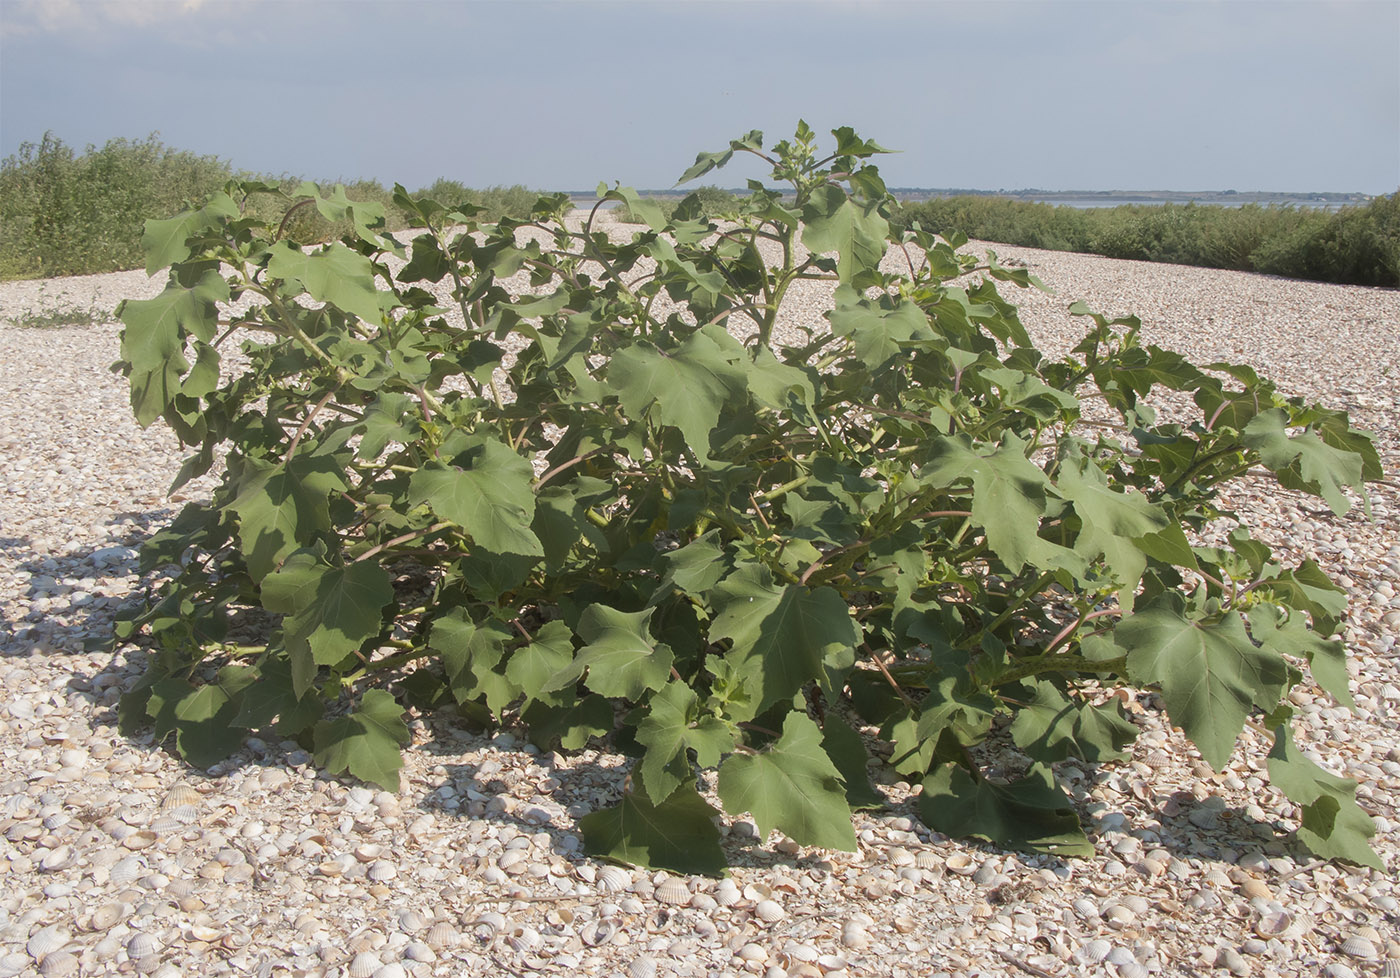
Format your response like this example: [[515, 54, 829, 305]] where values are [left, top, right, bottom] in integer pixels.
[[1, 229, 1397, 978]]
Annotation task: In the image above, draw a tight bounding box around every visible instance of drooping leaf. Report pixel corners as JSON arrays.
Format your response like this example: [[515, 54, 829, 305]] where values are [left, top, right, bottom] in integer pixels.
[[820, 714, 885, 809], [1116, 594, 1288, 770], [800, 184, 889, 284], [1250, 604, 1353, 709], [717, 712, 857, 851], [918, 764, 1093, 857], [1008, 680, 1139, 764], [521, 694, 614, 750], [709, 563, 860, 715], [228, 454, 349, 581], [579, 779, 727, 876], [146, 666, 256, 768], [267, 240, 395, 325], [428, 610, 517, 713], [312, 689, 411, 791], [504, 620, 576, 708], [261, 549, 395, 698], [233, 654, 324, 736], [1266, 724, 1380, 868], [141, 193, 239, 275], [1242, 409, 1365, 516], [559, 605, 674, 701], [118, 269, 229, 425], [635, 680, 737, 803]]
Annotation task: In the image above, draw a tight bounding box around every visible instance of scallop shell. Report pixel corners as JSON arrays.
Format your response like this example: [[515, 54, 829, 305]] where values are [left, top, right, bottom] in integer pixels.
[[425, 922, 459, 949], [655, 878, 691, 906], [1077, 939, 1111, 964], [1341, 936, 1379, 960], [39, 846, 72, 872], [1072, 897, 1100, 918], [37, 952, 77, 978], [0, 953, 31, 978], [505, 925, 540, 952], [628, 955, 657, 978], [161, 784, 202, 810], [689, 893, 718, 912], [403, 942, 435, 963], [914, 851, 942, 871], [148, 815, 183, 835], [27, 925, 70, 960], [1380, 960, 1400, 978], [1117, 963, 1150, 978], [1203, 868, 1232, 887], [713, 879, 742, 906], [580, 918, 616, 947], [596, 865, 631, 893], [126, 933, 160, 959], [754, 899, 785, 923], [348, 951, 381, 978], [945, 852, 977, 875], [366, 860, 397, 882]]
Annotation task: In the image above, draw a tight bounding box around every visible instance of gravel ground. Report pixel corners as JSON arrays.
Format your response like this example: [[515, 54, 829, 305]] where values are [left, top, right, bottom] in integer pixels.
[[1, 227, 1398, 978]]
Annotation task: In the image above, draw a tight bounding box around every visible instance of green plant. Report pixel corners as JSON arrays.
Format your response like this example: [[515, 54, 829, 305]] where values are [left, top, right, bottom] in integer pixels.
[[4, 297, 105, 329], [614, 185, 741, 225], [111, 123, 1383, 874]]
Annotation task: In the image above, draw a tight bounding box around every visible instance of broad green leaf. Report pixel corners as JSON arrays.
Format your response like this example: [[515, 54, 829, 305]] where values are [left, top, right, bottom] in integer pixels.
[[268, 240, 395, 326], [918, 764, 1093, 857], [820, 714, 885, 809], [710, 563, 860, 715], [312, 689, 410, 791], [1250, 604, 1353, 709], [118, 269, 229, 425], [409, 438, 542, 556], [233, 654, 324, 736], [1267, 724, 1380, 868], [564, 605, 674, 701], [1116, 594, 1288, 770], [504, 620, 576, 708], [579, 780, 727, 876], [828, 286, 931, 369], [141, 193, 239, 274], [657, 531, 728, 597], [1265, 559, 1348, 636], [1008, 681, 1138, 764], [428, 610, 517, 713], [1242, 409, 1364, 516], [261, 550, 395, 699], [746, 345, 815, 410], [146, 666, 255, 768], [522, 693, 614, 750], [607, 330, 747, 463], [800, 184, 889, 284], [717, 712, 857, 850], [1058, 453, 1168, 606], [228, 454, 349, 581], [635, 681, 737, 802]]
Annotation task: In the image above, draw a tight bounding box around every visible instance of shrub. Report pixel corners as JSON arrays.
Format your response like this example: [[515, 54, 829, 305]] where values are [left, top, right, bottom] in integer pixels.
[[612, 185, 741, 224], [112, 123, 1382, 873]]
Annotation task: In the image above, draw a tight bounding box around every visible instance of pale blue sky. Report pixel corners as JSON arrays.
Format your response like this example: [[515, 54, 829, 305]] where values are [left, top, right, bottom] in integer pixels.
[[2, 0, 1396, 194]]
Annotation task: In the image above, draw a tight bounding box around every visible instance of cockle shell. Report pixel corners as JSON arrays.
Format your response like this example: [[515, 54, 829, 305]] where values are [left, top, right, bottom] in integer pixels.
[[915, 850, 942, 871], [109, 856, 145, 883], [396, 910, 427, 934], [628, 955, 657, 978], [469, 912, 506, 940], [713, 879, 742, 906], [348, 951, 381, 978], [0, 954, 30, 978], [1118, 962, 1150, 978], [89, 903, 126, 931], [754, 899, 785, 923], [596, 865, 631, 893], [1254, 911, 1294, 938], [367, 859, 397, 882], [126, 932, 160, 959], [580, 918, 616, 947], [505, 925, 540, 952], [27, 925, 71, 960], [1341, 936, 1379, 960], [1077, 939, 1111, 964], [425, 922, 459, 949], [945, 852, 977, 875], [161, 784, 202, 810], [37, 952, 77, 978], [403, 942, 435, 963], [656, 878, 691, 905], [1379, 960, 1400, 978]]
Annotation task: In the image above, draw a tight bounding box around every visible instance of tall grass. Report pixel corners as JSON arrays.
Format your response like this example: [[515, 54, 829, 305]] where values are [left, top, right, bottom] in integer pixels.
[[891, 195, 1400, 287], [0, 133, 555, 281]]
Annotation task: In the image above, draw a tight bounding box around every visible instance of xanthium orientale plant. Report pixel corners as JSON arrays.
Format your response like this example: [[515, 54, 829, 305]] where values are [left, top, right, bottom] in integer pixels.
[[110, 123, 1385, 874]]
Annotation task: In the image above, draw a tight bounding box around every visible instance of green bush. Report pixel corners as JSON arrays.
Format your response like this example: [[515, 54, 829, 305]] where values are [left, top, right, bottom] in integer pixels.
[[612, 185, 741, 224], [891, 194, 1399, 287], [112, 123, 1382, 873]]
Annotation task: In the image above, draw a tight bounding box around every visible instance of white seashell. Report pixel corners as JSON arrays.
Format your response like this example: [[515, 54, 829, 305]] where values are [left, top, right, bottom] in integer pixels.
[[1340, 936, 1379, 960], [403, 942, 435, 963], [1203, 868, 1232, 887], [37, 952, 77, 978], [1254, 911, 1293, 938], [1353, 925, 1383, 943], [1117, 962, 1150, 978], [915, 850, 942, 871], [148, 815, 183, 835], [655, 878, 690, 905], [689, 892, 717, 912], [122, 830, 158, 850], [348, 951, 381, 978], [367, 860, 397, 882], [110, 856, 145, 883], [580, 918, 616, 947], [161, 784, 202, 810], [628, 955, 657, 978], [126, 932, 160, 959], [596, 865, 631, 892], [506, 925, 541, 952], [371, 965, 406, 978], [188, 925, 221, 942], [354, 843, 384, 862], [39, 846, 72, 872], [89, 903, 126, 931], [470, 912, 505, 940], [151, 966, 181, 978], [27, 925, 70, 960], [1380, 961, 1400, 978], [425, 922, 459, 948], [1073, 897, 1100, 918], [754, 899, 785, 923], [840, 921, 869, 949], [1077, 939, 1111, 964], [945, 852, 977, 875], [0, 955, 30, 978], [742, 882, 772, 902], [713, 879, 742, 906], [396, 910, 427, 934]]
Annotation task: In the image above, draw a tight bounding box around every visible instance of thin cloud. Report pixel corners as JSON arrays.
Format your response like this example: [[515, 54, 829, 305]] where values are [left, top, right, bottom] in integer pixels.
[[3, 0, 226, 35]]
